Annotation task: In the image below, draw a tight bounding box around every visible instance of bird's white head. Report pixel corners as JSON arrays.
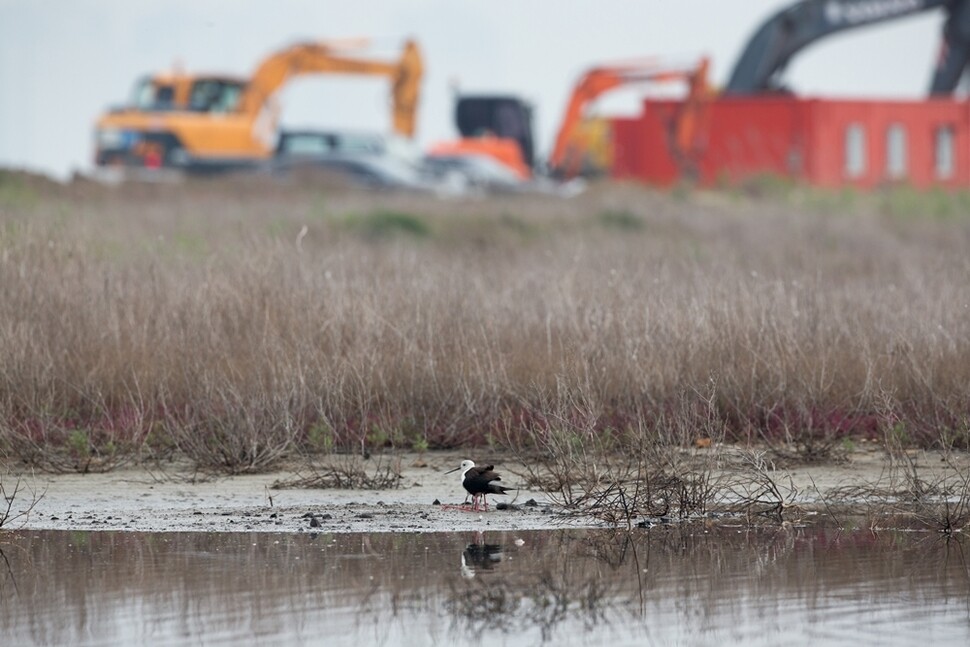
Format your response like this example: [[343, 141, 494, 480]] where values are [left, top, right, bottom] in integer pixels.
[[446, 459, 476, 479]]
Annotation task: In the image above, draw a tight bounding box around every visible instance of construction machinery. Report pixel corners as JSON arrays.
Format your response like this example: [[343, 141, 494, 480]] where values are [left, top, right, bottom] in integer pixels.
[[614, 0, 970, 188], [547, 57, 710, 179], [426, 95, 536, 180], [427, 56, 710, 182], [94, 39, 423, 173], [724, 0, 970, 95]]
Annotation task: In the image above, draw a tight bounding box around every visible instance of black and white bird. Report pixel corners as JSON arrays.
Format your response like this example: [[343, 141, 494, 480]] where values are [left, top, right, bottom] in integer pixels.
[[445, 459, 513, 511]]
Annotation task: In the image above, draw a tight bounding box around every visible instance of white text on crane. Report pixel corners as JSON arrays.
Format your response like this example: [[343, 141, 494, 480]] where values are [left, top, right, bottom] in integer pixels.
[[824, 0, 925, 25]]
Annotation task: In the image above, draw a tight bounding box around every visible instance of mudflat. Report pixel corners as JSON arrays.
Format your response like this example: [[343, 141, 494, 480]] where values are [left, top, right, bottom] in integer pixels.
[[7, 445, 966, 534]]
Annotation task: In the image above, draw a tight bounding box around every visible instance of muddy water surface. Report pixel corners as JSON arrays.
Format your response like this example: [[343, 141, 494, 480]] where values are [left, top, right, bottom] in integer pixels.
[[1, 524, 968, 646]]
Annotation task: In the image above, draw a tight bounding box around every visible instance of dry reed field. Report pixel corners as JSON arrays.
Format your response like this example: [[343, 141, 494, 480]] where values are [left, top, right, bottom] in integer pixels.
[[1, 170, 970, 474]]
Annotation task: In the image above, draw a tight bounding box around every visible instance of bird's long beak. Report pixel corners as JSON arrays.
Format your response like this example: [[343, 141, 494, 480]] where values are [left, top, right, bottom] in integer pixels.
[[445, 466, 460, 474]]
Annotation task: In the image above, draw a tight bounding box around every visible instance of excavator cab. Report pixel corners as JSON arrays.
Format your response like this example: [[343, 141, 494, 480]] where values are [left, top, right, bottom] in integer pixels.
[[454, 96, 535, 168], [186, 78, 245, 113], [128, 76, 178, 111], [427, 96, 535, 181]]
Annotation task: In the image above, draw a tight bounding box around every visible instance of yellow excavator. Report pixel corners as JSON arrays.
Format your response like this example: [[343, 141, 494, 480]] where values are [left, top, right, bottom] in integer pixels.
[[93, 39, 422, 173]]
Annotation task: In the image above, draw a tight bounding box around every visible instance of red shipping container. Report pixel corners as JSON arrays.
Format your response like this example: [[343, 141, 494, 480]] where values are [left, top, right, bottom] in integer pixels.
[[613, 96, 970, 189]]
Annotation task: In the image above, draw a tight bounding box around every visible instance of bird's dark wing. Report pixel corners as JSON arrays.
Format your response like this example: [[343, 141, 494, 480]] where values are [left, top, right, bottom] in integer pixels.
[[478, 468, 501, 483]]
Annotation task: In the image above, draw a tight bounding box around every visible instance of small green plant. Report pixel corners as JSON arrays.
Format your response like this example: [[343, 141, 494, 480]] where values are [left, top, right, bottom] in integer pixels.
[[311, 195, 329, 220], [804, 186, 858, 215], [498, 211, 535, 236], [889, 422, 911, 447], [670, 180, 694, 202], [67, 430, 91, 459], [877, 185, 970, 220], [879, 184, 924, 219], [306, 423, 335, 454], [347, 210, 430, 240], [265, 219, 288, 238], [0, 171, 40, 209], [925, 187, 970, 220], [597, 209, 644, 231], [840, 437, 857, 454], [411, 436, 429, 453], [939, 423, 970, 451], [172, 233, 208, 257], [367, 425, 390, 448], [739, 172, 796, 200]]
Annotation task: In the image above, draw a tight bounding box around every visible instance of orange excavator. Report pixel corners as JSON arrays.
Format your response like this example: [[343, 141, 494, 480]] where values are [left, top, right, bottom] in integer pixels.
[[427, 55, 709, 182], [426, 94, 537, 180], [548, 56, 711, 179], [93, 39, 422, 173]]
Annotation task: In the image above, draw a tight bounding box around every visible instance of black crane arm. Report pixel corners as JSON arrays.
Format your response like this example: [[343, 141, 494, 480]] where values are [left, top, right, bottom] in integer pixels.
[[724, 0, 957, 95], [931, 1, 970, 92]]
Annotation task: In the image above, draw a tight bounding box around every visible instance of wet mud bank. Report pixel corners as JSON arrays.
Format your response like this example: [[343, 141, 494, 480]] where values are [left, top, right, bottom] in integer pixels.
[[6, 453, 575, 534], [5, 448, 969, 534]]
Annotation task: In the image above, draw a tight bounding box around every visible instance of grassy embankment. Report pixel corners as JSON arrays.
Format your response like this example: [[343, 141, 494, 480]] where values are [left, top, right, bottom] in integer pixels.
[[1, 170, 969, 487]]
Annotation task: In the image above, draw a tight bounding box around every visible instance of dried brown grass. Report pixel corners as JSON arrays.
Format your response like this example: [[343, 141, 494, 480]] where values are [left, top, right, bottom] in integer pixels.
[[1, 173, 970, 472]]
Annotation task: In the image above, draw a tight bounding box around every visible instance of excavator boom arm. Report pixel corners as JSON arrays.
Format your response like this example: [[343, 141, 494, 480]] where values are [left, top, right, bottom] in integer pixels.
[[548, 70, 627, 171], [931, 0, 970, 93], [240, 39, 423, 136], [724, 0, 954, 94], [549, 59, 710, 177]]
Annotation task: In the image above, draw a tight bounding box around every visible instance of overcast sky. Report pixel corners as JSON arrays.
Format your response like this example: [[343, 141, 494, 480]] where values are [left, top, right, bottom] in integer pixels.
[[0, 0, 949, 179]]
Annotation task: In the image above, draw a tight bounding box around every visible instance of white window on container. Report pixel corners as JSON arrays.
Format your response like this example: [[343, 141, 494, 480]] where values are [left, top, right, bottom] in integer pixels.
[[844, 123, 866, 178], [885, 124, 907, 180], [935, 125, 955, 179]]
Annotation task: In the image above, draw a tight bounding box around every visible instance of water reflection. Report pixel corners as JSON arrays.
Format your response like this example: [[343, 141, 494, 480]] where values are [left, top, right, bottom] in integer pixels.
[[460, 531, 504, 579], [1, 524, 969, 646]]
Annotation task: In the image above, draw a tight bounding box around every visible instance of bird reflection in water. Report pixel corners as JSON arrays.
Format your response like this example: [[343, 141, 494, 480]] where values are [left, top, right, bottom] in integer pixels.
[[460, 531, 504, 579]]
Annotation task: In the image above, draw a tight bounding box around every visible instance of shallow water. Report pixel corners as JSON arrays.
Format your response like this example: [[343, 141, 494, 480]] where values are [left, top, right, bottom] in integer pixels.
[[1, 524, 968, 646]]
